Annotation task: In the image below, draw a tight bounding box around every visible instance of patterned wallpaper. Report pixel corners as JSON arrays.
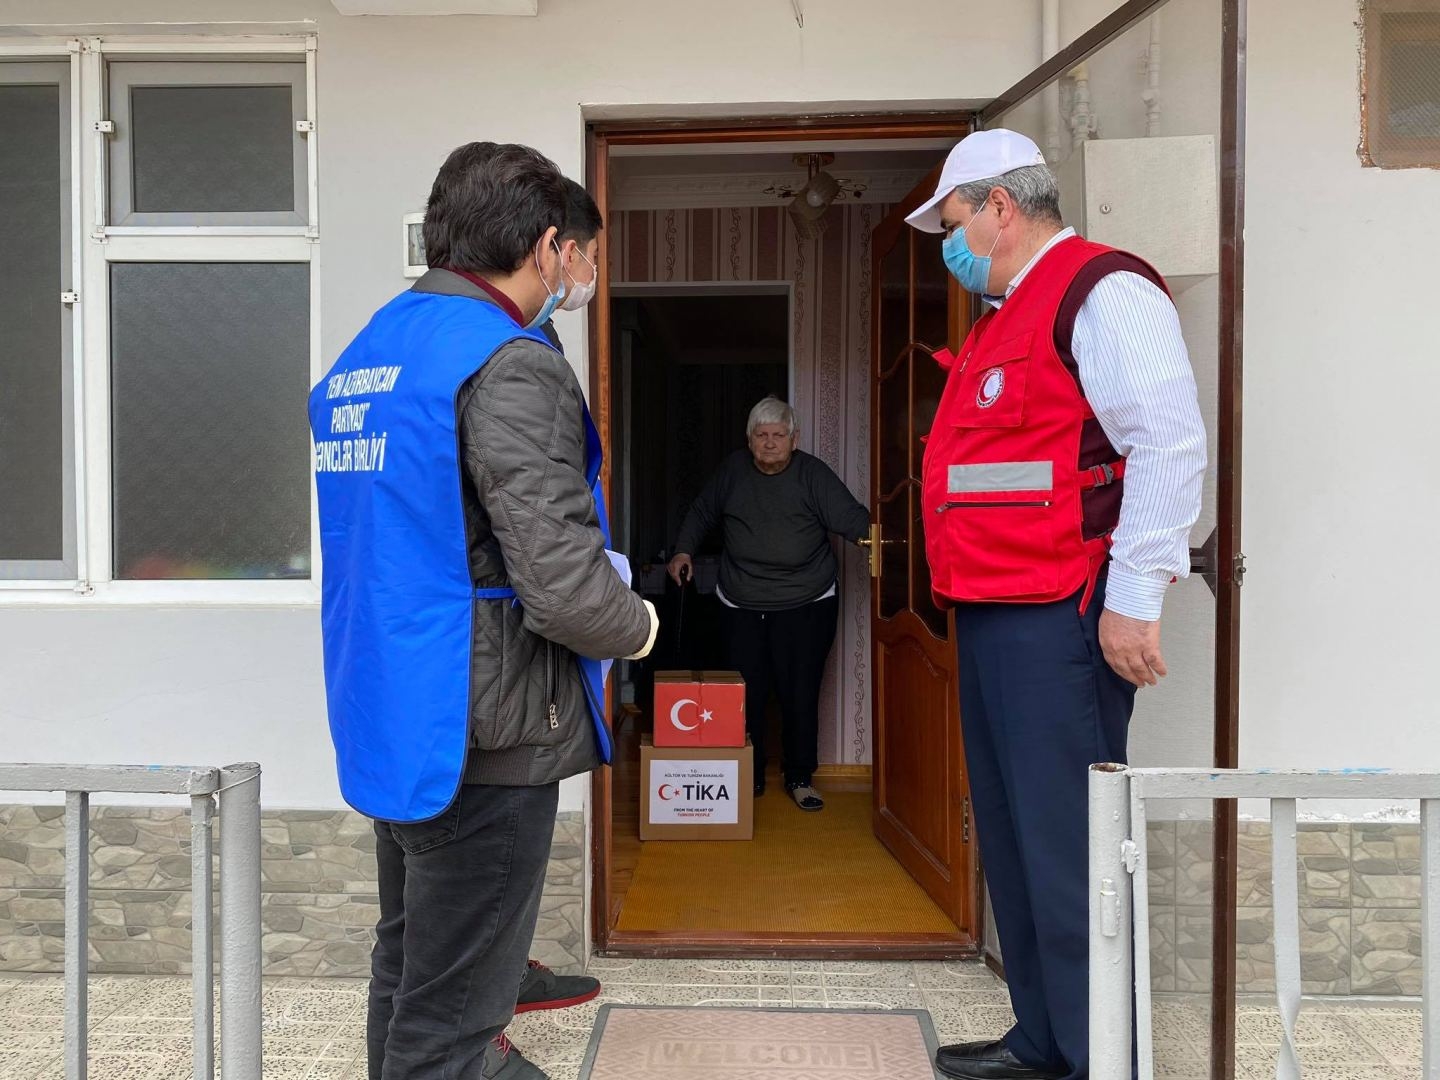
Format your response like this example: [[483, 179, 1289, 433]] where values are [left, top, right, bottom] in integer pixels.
[[609, 203, 887, 766]]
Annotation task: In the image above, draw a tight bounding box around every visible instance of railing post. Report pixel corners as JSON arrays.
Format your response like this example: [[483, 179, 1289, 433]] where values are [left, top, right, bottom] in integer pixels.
[[64, 790, 89, 1080], [190, 793, 216, 1080], [218, 763, 263, 1080], [1423, 799, 1440, 1080], [1090, 763, 1133, 1080], [1272, 798, 1302, 1080]]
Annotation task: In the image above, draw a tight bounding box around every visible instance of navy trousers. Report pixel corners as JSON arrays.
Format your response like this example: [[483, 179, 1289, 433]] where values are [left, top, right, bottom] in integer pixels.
[[955, 575, 1136, 1080]]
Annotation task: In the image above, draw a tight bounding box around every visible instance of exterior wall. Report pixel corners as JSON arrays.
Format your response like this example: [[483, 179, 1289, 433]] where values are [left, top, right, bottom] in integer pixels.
[[609, 204, 883, 765], [1147, 820, 1426, 997], [1241, 0, 1440, 813], [0, 0, 1035, 815]]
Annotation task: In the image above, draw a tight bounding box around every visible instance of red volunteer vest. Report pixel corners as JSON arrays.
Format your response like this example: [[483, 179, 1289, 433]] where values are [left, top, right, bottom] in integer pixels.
[[921, 236, 1167, 611]]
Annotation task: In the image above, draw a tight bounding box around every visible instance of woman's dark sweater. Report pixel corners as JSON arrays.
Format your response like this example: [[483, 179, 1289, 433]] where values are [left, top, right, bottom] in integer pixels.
[[674, 450, 871, 612]]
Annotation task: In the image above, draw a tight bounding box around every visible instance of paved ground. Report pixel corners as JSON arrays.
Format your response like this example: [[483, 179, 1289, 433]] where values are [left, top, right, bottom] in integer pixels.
[[0, 959, 1423, 1079]]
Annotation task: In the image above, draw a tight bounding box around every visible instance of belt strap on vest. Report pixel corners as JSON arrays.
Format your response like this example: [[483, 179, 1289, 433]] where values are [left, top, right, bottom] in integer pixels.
[[1079, 458, 1126, 491], [1077, 458, 1125, 612]]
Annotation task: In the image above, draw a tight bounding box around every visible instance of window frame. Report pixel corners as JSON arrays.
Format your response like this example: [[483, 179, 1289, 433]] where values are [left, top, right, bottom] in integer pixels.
[[107, 60, 309, 229], [0, 58, 81, 586], [1361, 0, 1440, 169], [0, 35, 322, 606]]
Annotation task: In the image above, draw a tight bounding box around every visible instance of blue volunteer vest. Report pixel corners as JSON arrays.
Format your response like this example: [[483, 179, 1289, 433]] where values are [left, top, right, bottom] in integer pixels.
[[308, 290, 614, 823]]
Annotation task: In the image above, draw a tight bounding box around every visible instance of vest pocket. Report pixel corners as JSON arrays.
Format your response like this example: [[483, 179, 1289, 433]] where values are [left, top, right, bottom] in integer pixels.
[[933, 460, 1062, 599], [952, 333, 1032, 430]]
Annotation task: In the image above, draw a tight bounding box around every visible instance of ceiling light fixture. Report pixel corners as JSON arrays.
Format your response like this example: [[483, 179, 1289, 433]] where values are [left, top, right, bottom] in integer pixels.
[[764, 153, 868, 239]]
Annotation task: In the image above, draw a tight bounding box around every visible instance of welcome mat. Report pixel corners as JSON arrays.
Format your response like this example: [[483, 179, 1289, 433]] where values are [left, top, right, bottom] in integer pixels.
[[579, 1004, 943, 1079]]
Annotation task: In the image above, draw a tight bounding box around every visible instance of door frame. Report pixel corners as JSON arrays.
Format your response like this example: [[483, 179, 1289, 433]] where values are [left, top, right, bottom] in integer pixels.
[[586, 0, 1245, 999], [587, 110, 975, 959]]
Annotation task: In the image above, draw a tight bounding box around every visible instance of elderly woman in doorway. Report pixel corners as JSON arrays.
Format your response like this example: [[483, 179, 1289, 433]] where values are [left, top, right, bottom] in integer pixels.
[[668, 396, 871, 812]]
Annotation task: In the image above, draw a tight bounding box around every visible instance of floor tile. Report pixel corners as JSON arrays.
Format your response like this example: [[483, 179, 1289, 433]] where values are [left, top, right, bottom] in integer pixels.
[[0, 962, 1423, 1077]]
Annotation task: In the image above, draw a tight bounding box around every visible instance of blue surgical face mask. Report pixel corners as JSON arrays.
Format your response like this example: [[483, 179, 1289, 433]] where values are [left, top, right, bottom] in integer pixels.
[[942, 204, 1002, 295], [526, 238, 566, 329]]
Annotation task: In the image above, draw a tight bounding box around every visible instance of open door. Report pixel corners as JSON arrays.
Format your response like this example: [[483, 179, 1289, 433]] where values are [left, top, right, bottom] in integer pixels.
[[868, 170, 976, 938]]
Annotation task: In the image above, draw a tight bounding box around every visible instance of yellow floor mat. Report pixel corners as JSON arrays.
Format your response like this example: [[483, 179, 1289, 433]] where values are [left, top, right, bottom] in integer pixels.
[[615, 788, 960, 934]]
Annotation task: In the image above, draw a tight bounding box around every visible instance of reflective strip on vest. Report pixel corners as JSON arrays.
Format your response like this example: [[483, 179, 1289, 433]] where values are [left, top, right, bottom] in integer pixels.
[[948, 461, 1054, 494]]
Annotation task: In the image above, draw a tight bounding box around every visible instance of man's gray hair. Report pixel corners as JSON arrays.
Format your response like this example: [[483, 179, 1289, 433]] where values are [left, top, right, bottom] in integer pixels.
[[952, 164, 1063, 226], [747, 395, 797, 438]]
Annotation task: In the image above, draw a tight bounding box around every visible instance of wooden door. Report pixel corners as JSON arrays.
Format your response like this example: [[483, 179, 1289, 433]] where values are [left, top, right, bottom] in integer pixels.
[[869, 172, 975, 936]]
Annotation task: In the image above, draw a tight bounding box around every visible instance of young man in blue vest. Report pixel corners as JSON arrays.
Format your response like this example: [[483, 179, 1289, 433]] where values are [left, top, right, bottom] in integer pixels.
[[310, 143, 658, 1080]]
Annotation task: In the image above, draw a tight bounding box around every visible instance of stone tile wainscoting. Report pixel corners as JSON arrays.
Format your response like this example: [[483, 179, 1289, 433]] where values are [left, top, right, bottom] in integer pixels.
[[1144, 819, 1423, 996], [1, 806, 1422, 996], [0, 805, 585, 978]]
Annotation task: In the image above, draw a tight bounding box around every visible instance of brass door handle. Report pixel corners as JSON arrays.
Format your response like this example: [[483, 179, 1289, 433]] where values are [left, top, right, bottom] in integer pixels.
[[856, 524, 898, 579]]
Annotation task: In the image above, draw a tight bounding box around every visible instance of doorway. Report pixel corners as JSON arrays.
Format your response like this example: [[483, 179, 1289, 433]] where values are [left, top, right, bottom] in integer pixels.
[[588, 117, 979, 958]]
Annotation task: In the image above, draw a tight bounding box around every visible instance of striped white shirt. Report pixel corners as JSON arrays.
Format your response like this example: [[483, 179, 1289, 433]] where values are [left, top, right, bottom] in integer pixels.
[[986, 228, 1206, 621]]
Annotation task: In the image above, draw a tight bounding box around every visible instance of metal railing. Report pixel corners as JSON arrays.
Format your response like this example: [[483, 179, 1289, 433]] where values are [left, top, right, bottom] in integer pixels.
[[1090, 764, 1440, 1080], [0, 763, 264, 1080]]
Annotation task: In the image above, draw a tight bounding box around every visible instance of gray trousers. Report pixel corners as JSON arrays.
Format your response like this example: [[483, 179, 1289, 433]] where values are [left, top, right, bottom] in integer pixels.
[[367, 781, 559, 1080]]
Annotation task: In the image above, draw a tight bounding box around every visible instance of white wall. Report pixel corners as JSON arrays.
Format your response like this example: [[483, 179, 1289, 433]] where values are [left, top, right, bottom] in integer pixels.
[[1241, 0, 1440, 786], [0, 0, 1041, 810]]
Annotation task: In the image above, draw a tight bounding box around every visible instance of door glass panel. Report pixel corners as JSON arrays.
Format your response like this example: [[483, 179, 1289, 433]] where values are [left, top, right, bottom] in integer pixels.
[[877, 232, 914, 501], [912, 229, 949, 351], [877, 486, 909, 620], [877, 351, 910, 499], [878, 233, 910, 368], [912, 336, 948, 476]]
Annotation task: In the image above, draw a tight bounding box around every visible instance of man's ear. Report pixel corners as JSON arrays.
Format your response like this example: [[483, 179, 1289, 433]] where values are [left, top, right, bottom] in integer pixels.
[[534, 225, 561, 272], [991, 187, 1020, 227]]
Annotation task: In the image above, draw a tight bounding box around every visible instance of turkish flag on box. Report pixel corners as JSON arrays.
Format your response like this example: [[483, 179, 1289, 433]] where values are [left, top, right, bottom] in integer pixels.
[[653, 670, 747, 748]]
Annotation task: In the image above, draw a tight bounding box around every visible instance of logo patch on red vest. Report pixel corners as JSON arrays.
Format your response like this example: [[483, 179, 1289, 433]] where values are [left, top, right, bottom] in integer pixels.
[[977, 367, 1006, 409]]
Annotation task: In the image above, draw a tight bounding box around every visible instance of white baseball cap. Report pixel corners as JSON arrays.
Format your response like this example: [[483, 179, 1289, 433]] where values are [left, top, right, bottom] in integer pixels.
[[905, 129, 1047, 234]]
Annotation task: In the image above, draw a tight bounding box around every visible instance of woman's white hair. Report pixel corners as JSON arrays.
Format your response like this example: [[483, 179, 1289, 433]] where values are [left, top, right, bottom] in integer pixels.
[[747, 395, 797, 438]]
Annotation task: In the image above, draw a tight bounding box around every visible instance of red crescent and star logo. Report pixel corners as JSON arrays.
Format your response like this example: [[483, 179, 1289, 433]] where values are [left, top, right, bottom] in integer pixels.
[[977, 367, 1006, 409]]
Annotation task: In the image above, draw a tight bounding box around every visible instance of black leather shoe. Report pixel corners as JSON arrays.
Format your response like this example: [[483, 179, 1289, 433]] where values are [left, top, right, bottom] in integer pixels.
[[935, 1040, 1065, 1079]]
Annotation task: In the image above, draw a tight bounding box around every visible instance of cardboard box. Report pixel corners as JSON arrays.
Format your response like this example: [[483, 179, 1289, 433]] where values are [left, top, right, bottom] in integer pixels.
[[652, 669, 747, 748], [639, 735, 754, 841]]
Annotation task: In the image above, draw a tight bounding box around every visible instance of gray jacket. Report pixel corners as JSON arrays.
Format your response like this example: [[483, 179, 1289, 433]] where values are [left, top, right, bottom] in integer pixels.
[[412, 270, 652, 787]]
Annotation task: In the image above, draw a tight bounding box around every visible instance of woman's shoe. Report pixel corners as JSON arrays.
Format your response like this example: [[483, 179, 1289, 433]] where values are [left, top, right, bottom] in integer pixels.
[[786, 781, 824, 812]]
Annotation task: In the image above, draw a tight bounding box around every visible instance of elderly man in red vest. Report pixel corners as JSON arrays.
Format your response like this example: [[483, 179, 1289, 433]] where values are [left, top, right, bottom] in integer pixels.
[[909, 130, 1206, 1080]]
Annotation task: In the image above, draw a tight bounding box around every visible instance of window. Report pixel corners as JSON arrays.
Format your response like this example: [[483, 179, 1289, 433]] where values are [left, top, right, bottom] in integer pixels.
[[110, 262, 312, 580], [1362, 0, 1440, 168], [108, 62, 309, 227], [0, 38, 317, 598], [0, 63, 76, 581]]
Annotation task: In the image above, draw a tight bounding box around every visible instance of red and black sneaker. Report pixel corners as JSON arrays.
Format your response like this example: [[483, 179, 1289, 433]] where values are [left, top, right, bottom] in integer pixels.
[[514, 958, 601, 1014], [482, 1032, 549, 1079]]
